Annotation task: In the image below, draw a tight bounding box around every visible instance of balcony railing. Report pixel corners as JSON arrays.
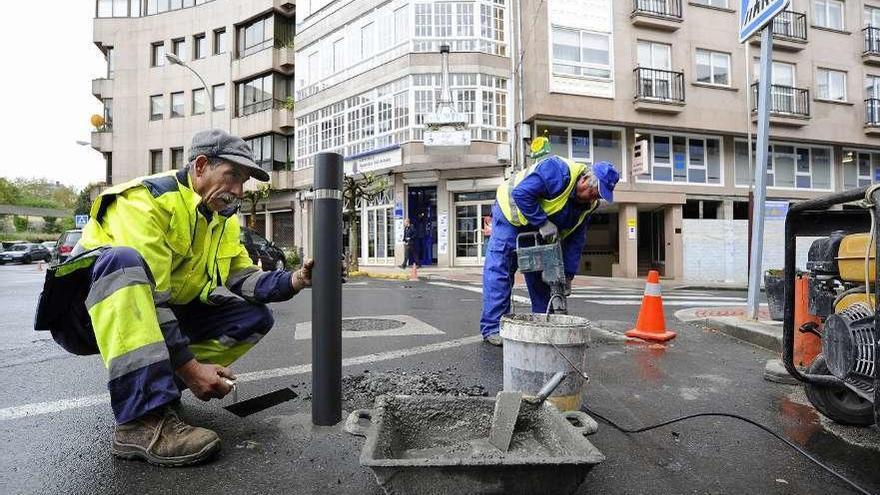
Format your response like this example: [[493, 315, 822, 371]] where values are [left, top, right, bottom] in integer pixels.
[[633, 0, 682, 18], [867, 99, 880, 125], [865, 27, 880, 55], [634, 67, 685, 103], [751, 83, 810, 117], [770, 11, 807, 41]]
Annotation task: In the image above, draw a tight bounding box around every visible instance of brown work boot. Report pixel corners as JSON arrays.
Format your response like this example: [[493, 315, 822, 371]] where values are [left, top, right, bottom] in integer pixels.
[[111, 407, 220, 467]]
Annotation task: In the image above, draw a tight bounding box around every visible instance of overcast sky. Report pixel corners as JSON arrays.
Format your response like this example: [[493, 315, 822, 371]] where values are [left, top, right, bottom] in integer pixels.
[[0, 2, 106, 189]]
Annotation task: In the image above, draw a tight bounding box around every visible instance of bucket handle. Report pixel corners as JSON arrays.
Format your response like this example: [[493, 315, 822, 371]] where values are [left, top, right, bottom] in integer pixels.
[[563, 410, 599, 436], [343, 409, 374, 438]]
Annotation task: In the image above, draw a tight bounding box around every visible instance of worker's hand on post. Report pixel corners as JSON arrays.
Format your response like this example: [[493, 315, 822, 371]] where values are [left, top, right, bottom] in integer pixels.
[[564, 277, 573, 297], [176, 359, 236, 401], [539, 221, 558, 243], [291, 259, 315, 292]]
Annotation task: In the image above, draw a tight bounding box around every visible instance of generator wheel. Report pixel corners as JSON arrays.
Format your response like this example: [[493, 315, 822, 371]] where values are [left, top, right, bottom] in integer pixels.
[[803, 355, 875, 426]]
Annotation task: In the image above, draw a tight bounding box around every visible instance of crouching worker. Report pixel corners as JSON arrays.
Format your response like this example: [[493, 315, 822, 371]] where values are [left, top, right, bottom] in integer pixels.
[[35, 129, 313, 467]]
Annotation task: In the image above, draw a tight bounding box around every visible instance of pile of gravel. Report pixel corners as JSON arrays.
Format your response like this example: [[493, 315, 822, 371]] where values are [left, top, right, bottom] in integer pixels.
[[341, 368, 488, 409]]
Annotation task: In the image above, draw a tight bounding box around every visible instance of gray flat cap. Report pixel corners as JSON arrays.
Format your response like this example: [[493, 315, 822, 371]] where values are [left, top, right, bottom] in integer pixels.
[[189, 128, 270, 181]]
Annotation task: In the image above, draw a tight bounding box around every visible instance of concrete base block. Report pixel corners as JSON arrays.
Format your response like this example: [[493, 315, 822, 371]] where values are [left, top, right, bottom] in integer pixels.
[[763, 358, 799, 385]]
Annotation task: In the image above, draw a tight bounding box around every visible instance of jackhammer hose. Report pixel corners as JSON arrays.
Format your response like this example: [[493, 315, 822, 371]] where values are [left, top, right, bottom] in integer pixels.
[[581, 406, 874, 495]]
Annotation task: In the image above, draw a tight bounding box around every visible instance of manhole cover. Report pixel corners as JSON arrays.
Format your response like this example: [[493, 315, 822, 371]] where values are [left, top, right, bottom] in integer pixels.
[[342, 318, 405, 332]]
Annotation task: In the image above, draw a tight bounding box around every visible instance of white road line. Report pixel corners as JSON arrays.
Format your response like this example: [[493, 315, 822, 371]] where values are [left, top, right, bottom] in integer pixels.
[[428, 281, 531, 304], [584, 300, 748, 307], [0, 335, 482, 422], [568, 294, 745, 301]]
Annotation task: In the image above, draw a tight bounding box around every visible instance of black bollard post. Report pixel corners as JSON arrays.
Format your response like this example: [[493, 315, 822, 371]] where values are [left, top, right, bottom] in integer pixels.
[[311, 152, 343, 426]]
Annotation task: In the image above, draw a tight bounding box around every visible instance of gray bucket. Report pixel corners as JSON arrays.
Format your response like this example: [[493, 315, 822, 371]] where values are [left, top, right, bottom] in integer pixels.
[[500, 314, 591, 411]]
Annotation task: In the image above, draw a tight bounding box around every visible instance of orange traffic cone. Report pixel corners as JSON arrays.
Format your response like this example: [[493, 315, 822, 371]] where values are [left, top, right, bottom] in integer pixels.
[[625, 270, 677, 342], [409, 264, 419, 281]]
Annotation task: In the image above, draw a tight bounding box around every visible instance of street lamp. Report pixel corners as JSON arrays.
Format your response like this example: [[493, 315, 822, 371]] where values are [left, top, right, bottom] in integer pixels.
[[165, 53, 214, 129]]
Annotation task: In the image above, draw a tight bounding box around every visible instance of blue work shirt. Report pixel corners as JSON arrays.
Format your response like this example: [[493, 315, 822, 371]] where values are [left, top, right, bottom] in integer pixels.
[[509, 156, 597, 277]]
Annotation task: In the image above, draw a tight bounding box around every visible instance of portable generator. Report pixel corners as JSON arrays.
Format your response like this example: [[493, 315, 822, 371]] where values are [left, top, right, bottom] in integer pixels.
[[785, 186, 880, 427]]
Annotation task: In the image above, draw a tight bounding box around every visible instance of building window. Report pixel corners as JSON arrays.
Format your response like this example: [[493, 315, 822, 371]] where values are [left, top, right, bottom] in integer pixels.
[[412, 1, 505, 55], [333, 38, 344, 73], [551, 26, 611, 80], [192, 88, 206, 115], [171, 147, 184, 169], [214, 28, 227, 55], [172, 38, 187, 61], [104, 152, 113, 185], [361, 22, 374, 58], [814, 0, 844, 30], [103, 98, 113, 129], [533, 125, 624, 172], [692, 0, 728, 7], [816, 68, 847, 101], [245, 134, 274, 173], [867, 6, 880, 27], [638, 133, 722, 184], [151, 41, 165, 67], [842, 150, 880, 189], [237, 14, 274, 58], [170, 91, 184, 118], [97, 0, 133, 18], [394, 6, 409, 43], [194, 33, 207, 59], [150, 150, 163, 174], [695, 49, 730, 86], [106, 47, 115, 78], [212, 84, 226, 111], [150, 94, 164, 120], [236, 73, 274, 116], [735, 141, 832, 190]]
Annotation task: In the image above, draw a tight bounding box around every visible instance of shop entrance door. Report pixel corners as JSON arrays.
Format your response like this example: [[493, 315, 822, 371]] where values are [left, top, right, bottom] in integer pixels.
[[407, 186, 437, 266]]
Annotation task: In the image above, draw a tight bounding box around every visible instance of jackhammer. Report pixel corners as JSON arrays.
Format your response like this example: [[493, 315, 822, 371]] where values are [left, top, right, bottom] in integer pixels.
[[515, 232, 568, 314]]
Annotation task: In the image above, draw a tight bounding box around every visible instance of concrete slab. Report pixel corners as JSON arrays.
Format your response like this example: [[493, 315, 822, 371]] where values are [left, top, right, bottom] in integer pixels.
[[675, 307, 782, 352], [764, 358, 799, 385]]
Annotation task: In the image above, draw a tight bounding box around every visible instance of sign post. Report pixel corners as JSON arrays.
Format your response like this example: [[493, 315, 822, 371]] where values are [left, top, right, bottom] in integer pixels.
[[740, 0, 789, 320]]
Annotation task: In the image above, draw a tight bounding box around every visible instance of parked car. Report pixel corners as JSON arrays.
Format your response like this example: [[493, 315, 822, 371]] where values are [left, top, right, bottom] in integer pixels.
[[55, 229, 83, 263], [1, 240, 27, 250], [240, 227, 286, 271], [41, 241, 58, 258], [0, 243, 51, 265]]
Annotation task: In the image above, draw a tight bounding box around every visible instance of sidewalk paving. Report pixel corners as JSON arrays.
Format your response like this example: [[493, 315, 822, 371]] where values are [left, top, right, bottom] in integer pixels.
[[675, 305, 783, 352]]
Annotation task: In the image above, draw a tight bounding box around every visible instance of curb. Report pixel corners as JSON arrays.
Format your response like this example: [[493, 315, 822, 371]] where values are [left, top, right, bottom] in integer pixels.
[[348, 270, 413, 281], [666, 285, 748, 292], [700, 316, 782, 352]]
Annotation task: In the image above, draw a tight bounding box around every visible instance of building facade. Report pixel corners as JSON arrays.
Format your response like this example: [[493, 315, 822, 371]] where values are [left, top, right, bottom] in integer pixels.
[[93, 0, 880, 281], [91, 0, 299, 249], [518, 0, 880, 282]]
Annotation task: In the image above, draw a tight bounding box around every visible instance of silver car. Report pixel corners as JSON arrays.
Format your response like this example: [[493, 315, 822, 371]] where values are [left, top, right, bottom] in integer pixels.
[[0, 243, 51, 265]]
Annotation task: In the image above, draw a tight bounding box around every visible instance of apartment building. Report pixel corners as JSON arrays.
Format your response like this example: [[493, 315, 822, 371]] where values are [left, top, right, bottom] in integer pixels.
[[292, 0, 513, 268], [92, 0, 880, 282], [517, 0, 880, 282], [90, 0, 298, 247]]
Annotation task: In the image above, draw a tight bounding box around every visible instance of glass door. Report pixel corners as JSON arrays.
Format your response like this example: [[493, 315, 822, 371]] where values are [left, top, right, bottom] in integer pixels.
[[362, 204, 395, 265], [453, 193, 495, 266], [637, 41, 672, 99]]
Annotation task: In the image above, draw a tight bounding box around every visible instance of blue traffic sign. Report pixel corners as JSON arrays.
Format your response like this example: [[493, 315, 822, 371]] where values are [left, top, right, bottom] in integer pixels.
[[74, 215, 89, 228], [739, 0, 790, 43]]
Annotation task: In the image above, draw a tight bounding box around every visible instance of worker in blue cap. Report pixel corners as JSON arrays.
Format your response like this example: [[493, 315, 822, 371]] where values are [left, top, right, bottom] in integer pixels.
[[480, 136, 620, 345]]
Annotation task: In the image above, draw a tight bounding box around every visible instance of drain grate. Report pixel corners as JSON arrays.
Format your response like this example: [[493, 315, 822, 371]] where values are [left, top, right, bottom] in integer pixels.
[[342, 318, 405, 332]]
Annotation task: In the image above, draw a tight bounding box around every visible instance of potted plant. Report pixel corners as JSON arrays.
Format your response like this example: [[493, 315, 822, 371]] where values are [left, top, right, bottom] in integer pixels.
[[764, 269, 785, 321], [282, 95, 295, 111]]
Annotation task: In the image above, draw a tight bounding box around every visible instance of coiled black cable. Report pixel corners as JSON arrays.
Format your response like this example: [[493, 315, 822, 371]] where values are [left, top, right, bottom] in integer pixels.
[[581, 406, 875, 495]]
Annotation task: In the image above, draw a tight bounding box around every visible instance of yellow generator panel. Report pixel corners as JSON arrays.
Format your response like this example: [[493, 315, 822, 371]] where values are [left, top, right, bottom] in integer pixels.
[[834, 292, 876, 313], [837, 233, 876, 282]]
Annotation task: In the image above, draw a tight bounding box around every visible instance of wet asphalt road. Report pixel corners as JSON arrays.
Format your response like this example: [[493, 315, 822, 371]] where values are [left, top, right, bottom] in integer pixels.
[[0, 263, 878, 494]]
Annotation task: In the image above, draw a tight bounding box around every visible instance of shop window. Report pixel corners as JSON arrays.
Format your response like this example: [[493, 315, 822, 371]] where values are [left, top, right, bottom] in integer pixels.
[[733, 201, 749, 220]]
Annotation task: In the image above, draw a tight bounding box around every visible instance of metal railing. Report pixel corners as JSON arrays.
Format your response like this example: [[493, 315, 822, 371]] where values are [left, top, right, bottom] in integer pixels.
[[632, 0, 682, 18], [866, 99, 880, 125], [770, 10, 807, 41], [865, 27, 880, 55], [751, 83, 810, 117], [634, 67, 685, 103]]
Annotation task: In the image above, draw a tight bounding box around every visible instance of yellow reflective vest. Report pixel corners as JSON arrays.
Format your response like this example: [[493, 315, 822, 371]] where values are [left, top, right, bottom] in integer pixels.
[[496, 157, 595, 239], [80, 169, 254, 305]]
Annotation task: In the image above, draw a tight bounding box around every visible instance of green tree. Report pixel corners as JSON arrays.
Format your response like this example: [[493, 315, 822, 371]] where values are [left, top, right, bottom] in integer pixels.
[[43, 217, 60, 234], [0, 178, 19, 204], [242, 183, 271, 230], [13, 215, 28, 232], [342, 173, 389, 272], [74, 186, 94, 216]]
